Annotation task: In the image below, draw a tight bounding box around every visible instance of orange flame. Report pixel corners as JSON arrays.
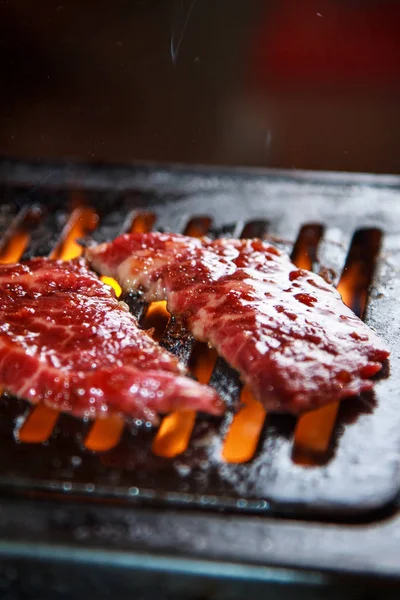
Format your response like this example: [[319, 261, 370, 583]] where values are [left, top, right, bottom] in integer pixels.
[[222, 387, 266, 463], [152, 411, 196, 458], [101, 276, 122, 297], [294, 254, 311, 271], [142, 301, 171, 341], [85, 413, 125, 452], [0, 230, 30, 264], [131, 212, 156, 234], [293, 401, 340, 464], [51, 206, 98, 260], [183, 217, 211, 238], [18, 404, 59, 444]]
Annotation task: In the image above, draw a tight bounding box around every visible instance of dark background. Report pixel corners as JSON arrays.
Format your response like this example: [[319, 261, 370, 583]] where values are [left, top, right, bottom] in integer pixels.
[[1, 0, 399, 174]]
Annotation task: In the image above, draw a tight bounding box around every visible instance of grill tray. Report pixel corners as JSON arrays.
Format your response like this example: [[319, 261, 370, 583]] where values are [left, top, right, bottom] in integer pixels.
[[0, 159, 399, 520]]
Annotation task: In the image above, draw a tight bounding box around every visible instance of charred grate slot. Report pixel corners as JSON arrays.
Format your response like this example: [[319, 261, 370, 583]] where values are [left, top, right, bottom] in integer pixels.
[[0, 205, 37, 264], [121, 293, 147, 322], [130, 211, 157, 234], [291, 224, 324, 270], [0, 162, 398, 520], [50, 206, 98, 261], [240, 220, 270, 240], [21, 209, 68, 261], [159, 318, 195, 365], [117, 210, 158, 321], [337, 228, 382, 319]]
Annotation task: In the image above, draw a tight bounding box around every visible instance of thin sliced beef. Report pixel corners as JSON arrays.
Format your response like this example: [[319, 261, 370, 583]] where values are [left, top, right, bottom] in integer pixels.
[[0, 258, 222, 422], [87, 232, 390, 414]]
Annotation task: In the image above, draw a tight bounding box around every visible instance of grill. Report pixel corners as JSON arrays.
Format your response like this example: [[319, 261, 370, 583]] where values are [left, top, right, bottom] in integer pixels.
[[0, 158, 400, 599]]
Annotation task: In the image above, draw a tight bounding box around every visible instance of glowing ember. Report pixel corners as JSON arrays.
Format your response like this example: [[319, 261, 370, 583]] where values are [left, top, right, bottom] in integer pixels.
[[293, 401, 340, 464], [131, 212, 156, 234], [18, 404, 59, 444], [85, 414, 125, 452], [222, 386, 266, 463], [152, 411, 196, 458]]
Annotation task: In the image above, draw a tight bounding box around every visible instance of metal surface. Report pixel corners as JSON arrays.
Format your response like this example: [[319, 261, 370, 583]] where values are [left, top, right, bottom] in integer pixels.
[[0, 496, 400, 598], [0, 159, 399, 522]]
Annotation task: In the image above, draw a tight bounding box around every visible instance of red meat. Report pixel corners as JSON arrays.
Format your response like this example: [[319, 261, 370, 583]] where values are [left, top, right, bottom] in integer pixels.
[[88, 232, 390, 414], [0, 257, 222, 422]]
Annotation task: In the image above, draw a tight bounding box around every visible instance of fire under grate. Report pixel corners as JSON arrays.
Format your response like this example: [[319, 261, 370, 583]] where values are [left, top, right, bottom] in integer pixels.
[[0, 159, 399, 520]]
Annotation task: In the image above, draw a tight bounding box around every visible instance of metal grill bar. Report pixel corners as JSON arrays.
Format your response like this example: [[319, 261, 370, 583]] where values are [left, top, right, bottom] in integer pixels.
[[0, 162, 398, 519]]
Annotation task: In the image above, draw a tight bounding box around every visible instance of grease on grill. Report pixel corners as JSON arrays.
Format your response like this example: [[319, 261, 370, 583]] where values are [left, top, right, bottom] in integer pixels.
[[0, 163, 396, 519], [0, 205, 386, 474], [293, 228, 383, 465], [159, 316, 195, 365]]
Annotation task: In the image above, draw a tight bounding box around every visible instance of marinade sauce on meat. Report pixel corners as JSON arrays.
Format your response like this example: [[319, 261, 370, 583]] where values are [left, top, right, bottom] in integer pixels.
[[0, 258, 223, 422], [87, 232, 389, 414]]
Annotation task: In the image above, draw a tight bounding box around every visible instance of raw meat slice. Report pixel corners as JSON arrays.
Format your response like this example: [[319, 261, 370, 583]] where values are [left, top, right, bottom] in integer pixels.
[[0, 257, 223, 422], [87, 232, 390, 414]]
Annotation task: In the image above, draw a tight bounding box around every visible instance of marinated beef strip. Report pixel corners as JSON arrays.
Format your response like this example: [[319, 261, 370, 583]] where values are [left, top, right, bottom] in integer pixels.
[[87, 232, 390, 414], [0, 257, 223, 422]]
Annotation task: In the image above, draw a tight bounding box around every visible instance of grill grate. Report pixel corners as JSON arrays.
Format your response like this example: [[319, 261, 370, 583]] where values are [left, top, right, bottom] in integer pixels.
[[0, 160, 399, 519]]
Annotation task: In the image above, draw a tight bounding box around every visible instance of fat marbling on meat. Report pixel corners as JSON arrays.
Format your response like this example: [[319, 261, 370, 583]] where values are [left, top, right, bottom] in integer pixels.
[[87, 232, 390, 414], [0, 257, 223, 422]]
